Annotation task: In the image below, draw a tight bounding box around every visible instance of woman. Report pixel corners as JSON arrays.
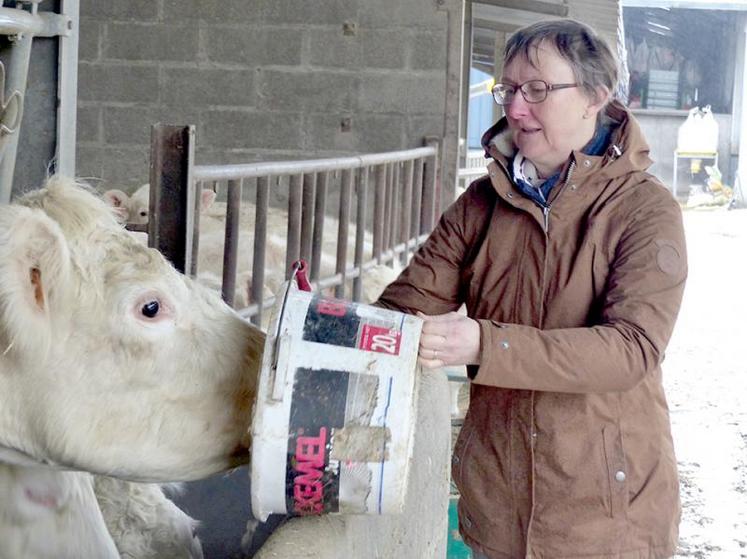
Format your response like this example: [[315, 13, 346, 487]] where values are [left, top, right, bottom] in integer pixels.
[[376, 19, 687, 559]]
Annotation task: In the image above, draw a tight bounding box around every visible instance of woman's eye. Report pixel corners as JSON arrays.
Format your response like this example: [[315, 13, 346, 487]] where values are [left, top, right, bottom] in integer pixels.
[[141, 300, 160, 318]]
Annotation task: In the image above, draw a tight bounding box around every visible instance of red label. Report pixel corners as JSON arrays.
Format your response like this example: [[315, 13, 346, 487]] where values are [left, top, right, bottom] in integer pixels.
[[315, 300, 347, 317], [358, 324, 401, 355], [293, 427, 327, 515]]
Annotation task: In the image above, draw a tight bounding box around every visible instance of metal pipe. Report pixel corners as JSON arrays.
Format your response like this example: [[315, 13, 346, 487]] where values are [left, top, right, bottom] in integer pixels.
[[310, 171, 328, 281], [193, 146, 437, 183], [411, 157, 424, 241], [372, 165, 386, 264], [401, 160, 414, 266], [251, 176, 270, 326], [0, 7, 70, 37], [55, 0, 78, 178], [300, 173, 316, 262], [0, 22, 33, 202], [352, 167, 368, 302], [286, 174, 303, 278], [221, 179, 242, 307], [422, 153, 437, 233], [335, 169, 353, 299], [189, 180, 203, 277], [389, 162, 400, 255]]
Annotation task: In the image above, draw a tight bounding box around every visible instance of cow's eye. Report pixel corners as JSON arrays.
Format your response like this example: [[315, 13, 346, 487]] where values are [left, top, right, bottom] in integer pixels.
[[141, 300, 160, 318]]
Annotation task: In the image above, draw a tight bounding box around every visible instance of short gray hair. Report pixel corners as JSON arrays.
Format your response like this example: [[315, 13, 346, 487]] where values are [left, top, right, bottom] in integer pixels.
[[504, 19, 618, 101]]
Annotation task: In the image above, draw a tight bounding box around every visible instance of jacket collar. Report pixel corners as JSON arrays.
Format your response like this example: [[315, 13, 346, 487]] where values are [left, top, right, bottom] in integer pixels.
[[480, 100, 653, 184]]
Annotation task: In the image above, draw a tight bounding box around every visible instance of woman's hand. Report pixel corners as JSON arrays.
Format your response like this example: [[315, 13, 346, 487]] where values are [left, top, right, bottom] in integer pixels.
[[417, 311, 481, 369]]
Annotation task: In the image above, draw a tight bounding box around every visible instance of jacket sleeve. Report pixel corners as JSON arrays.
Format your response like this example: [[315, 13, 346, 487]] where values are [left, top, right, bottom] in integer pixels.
[[474, 186, 687, 393], [375, 182, 489, 315]]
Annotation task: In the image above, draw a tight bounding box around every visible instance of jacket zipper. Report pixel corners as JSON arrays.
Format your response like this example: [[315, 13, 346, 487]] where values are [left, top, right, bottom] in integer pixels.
[[542, 159, 576, 234]]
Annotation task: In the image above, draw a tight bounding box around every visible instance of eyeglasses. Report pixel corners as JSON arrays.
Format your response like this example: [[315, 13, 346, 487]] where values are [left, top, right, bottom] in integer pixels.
[[491, 80, 578, 105]]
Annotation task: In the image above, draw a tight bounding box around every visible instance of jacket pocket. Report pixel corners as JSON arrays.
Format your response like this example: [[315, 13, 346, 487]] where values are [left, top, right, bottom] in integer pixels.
[[602, 424, 630, 519], [451, 418, 476, 491]]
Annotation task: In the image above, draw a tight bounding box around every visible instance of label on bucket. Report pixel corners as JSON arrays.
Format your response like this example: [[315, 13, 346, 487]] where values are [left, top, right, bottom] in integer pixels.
[[302, 297, 403, 356], [286, 367, 387, 515], [251, 284, 423, 521]]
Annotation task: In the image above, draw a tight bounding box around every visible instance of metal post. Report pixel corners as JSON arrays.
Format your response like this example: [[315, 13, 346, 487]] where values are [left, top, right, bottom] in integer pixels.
[[411, 157, 423, 240], [56, 0, 78, 178], [422, 138, 440, 233], [189, 180, 203, 277], [401, 160, 414, 265], [373, 165, 386, 263], [221, 179, 242, 307], [310, 171, 328, 281], [301, 173, 316, 262], [0, 15, 34, 202], [148, 124, 195, 275], [251, 176, 270, 325], [353, 167, 368, 301], [286, 174, 303, 278], [736, 17, 747, 207], [335, 168, 353, 298]]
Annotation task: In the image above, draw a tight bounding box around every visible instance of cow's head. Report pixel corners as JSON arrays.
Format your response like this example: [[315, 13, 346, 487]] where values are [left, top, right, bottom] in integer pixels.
[[0, 177, 263, 481]]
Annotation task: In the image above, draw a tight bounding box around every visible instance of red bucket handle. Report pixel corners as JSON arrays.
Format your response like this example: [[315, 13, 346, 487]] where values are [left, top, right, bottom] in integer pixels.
[[292, 259, 312, 292]]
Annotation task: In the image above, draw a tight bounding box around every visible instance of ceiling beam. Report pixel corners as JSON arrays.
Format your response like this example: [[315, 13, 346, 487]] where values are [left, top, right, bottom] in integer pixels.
[[473, 0, 569, 17], [473, 17, 520, 34]]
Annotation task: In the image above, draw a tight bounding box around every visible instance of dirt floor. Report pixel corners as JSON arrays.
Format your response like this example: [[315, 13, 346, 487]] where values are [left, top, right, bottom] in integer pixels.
[[666, 207, 747, 558]]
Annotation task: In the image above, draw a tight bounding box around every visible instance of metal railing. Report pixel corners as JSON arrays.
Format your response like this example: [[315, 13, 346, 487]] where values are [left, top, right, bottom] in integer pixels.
[[457, 149, 488, 191], [147, 125, 441, 327], [0, 0, 77, 203]]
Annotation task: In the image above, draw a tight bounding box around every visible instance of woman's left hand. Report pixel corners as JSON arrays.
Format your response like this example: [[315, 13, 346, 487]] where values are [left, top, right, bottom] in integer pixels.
[[417, 311, 481, 369]]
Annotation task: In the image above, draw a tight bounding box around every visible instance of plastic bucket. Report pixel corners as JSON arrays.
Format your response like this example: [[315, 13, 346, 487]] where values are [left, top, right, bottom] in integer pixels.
[[250, 280, 422, 521]]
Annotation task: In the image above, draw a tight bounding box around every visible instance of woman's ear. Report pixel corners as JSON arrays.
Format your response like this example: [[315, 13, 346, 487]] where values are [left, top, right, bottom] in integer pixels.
[[585, 85, 611, 118]]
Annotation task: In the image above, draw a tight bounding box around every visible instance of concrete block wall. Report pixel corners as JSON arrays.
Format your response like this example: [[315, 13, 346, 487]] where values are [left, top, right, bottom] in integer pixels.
[[76, 0, 451, 192]]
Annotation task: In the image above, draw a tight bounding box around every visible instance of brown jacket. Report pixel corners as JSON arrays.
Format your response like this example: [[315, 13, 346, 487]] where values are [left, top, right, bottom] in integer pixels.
[[377, 102, 687, 558]]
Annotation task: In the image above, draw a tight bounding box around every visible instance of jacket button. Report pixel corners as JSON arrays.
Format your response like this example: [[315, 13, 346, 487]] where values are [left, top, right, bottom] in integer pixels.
[[615, 470, 626, 482], [570, 184, 577, 190], [501, 341, 510, 349], [507, 192, 513, 198], [489, 171, 496, 177], [464, 516, 472, 528], [452, 454, 460, 464], [583, 159, 592, 167]]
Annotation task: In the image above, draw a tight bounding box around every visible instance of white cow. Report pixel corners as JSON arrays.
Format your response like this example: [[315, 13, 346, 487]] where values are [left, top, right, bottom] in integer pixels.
[[0, 175, 264, 480], [0, 464, 119, 559], [93, 476, 203, 559]]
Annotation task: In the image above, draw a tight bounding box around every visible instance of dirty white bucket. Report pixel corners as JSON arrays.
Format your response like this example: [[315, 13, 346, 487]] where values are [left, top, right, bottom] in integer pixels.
[[250, 278, 422, 521]]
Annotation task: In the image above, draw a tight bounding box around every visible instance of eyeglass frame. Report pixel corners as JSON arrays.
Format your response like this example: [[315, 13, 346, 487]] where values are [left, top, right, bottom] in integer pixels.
[[491, 80, 579, 105]]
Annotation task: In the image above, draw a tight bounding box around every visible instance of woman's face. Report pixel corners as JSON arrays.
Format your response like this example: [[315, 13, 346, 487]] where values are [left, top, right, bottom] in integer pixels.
[[501, 43, 604, 177]]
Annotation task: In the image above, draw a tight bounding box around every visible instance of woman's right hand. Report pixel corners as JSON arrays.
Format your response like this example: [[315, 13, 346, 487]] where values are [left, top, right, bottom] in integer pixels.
[[417, 311, 480, 369]]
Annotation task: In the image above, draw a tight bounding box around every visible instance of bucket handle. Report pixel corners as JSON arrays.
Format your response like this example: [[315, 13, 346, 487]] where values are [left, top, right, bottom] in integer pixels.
[[291, 259, 312, 292], [270, 332, 291, 402]]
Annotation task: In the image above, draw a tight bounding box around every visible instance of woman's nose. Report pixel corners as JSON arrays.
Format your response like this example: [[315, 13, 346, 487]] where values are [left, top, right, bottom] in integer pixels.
[[505, 94, 531, 120]]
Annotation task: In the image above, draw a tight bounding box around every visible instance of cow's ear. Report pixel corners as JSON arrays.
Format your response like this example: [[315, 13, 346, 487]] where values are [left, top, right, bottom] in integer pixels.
[[102, 189, 130, 223], [0, 206, 71, 356]]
